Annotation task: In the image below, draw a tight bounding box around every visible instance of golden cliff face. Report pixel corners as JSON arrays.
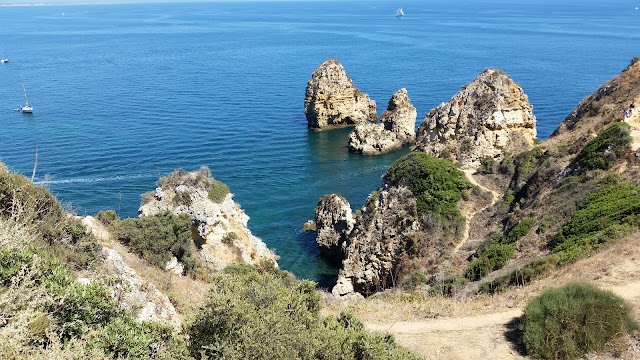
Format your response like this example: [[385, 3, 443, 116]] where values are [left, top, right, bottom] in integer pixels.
[[415, 68, 537, 169], [305, 59, 377, 129]]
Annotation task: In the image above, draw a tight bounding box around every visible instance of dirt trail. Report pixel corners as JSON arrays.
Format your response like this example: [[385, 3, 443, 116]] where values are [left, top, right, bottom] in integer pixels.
[[454, 170, 501, 254], [364, 280, 640, 359], [362, 233, 640, 359]]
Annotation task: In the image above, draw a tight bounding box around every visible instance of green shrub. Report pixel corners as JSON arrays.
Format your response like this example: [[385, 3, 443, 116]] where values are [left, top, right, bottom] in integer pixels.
[[429, 276, 468, 296], [96, 210, 119, 225], [521, 282, 638, 360], [552, 183, 640, 260], [478, 156, 497, 174], [96, 317, 190, 360], [504, 217, 535, 244], [384, 152, 471, 220], [119, 211, 198, 271], [465, 244, 515, 281], [403, 270, 428, 290], [208, 179, 230, 204], [187, 266, 418, 360], [577, 122, 631, 171], [50, 282, 120, 342]]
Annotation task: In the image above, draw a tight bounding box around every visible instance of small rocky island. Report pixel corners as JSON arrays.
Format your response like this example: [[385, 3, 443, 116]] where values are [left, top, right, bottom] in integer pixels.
[[348, 88, 417, 155], [415, 68, 537, 168], [139, 167, 278, 271], [304, 59, 377, 129]]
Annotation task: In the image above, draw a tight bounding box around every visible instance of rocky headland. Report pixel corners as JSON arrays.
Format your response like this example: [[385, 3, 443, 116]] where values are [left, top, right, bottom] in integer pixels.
[[316, 153, 475, 296], [348, 88, 417, 155], [139, 167, 278, 271], [414, 68, 537, 169], [304, 59, 377, 129]]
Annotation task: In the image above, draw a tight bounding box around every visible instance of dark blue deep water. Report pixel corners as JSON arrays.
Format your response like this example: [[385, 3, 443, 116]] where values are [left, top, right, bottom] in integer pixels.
[[0, 0, 638, 281]]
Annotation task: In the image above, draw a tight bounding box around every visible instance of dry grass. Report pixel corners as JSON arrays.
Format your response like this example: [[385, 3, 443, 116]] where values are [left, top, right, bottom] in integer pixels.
[[84, 218, 211, 318], [324, 231, 640, 323]]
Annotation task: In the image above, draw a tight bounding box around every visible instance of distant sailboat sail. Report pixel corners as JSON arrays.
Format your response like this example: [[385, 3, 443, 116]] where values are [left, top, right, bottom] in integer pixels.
[[396, 8, 405, 18]]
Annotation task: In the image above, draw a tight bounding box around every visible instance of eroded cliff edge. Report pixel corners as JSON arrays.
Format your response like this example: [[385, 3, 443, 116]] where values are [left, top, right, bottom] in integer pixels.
[[415, 68, 537, 169]]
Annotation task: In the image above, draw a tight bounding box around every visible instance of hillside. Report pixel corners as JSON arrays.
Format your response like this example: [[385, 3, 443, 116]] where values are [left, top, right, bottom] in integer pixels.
[[2, 58, 640, 359]]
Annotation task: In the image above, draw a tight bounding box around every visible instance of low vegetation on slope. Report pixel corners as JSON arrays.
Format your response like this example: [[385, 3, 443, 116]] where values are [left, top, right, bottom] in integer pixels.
[[576, 122, 631, 171], [188, 264, 419, 360], [0, 163, 419, 359], [521, 282, 638, 360], [0, 220, 190, 360], [110, 211, 202, 275], [385, 152, 471, 224], [481, 181, 640, 294]]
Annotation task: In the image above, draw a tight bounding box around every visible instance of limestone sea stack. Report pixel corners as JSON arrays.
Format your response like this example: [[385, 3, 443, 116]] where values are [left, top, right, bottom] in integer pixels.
[[304, 59, 377, 129], [138, 167, 278, 271], [314, 194, 355, 260], [414, 69, 537, 168], [348, 88, 417, 155]]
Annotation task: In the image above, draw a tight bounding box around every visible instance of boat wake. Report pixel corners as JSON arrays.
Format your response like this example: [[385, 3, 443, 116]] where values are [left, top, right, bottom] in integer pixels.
[[34, 173, 155, 185]]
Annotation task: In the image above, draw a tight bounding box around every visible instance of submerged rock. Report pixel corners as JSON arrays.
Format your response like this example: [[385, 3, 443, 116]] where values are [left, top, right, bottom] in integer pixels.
[[348, 88, 417, 155], [415, 68, 537, 168], [139, 167, 278, 271], [304, 59, 377, 129]]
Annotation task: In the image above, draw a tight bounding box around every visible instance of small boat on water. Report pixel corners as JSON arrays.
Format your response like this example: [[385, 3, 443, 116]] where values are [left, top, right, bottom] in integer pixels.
[[0, 58, 7, 64], [396, 8, 405, 18], [17, 84, 33, 113]]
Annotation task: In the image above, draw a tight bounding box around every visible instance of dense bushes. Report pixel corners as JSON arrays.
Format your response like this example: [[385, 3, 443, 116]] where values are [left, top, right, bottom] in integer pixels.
[[465, 243, 515, 281], [576, 122, 631, 171], [118, 211, 200, 273], [0, 168, 64, 231], [0, 220, 189, 359], [551, 183, 640, 261], [385, 152, 471, 220], [0, 166, 97, 269], [521, 282, 638, 359], [464, 217, 535, 281], [480, 183, 640, 294], [187, 265, 419, 360]]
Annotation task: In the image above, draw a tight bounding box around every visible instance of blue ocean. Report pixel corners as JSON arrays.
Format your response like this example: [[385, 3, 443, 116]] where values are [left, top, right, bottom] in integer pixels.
[[0, 0, 637, 281]]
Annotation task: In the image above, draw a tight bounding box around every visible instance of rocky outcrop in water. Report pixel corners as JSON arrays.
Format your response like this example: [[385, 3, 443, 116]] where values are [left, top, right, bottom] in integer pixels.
[[138, 167, 278, 271], [332, 186, 422, 296], [305, 59, 377, 129], [348, 88, 417, 155], [314, 194, 354, 259], [414, 69, 536, 168]]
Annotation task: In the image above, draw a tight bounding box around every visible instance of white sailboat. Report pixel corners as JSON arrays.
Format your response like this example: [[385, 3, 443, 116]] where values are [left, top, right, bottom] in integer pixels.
[[19, 84, 33, 113], [396, 8, 405, 18]]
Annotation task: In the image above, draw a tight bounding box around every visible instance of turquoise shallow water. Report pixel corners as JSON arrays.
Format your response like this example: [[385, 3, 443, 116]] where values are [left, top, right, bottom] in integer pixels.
[[0, 0, 638, 281]]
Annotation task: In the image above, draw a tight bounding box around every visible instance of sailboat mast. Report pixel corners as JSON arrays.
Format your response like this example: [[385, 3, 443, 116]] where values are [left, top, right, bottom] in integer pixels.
[[23, 84, 29, 105]]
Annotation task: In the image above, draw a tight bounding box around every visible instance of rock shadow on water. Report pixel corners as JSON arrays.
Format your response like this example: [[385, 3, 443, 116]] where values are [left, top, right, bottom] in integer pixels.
[[503, 315, 527, 356], [297, 226, 339, 290]]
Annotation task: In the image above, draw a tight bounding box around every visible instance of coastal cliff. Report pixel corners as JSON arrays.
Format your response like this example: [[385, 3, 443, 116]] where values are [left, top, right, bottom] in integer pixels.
[[348, 88, 417, 155], [304, 59, 377, 129], [316, 153, 474, 296], [415, 68, 537, 169], [138, 167, 278, 271]]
